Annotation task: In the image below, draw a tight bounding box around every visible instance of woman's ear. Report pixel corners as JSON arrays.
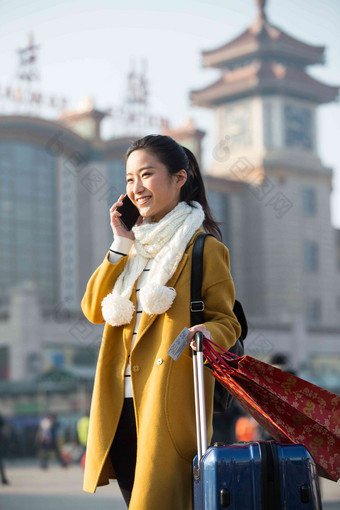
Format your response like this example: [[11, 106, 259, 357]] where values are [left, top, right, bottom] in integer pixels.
[[174, 169, 188, 189]]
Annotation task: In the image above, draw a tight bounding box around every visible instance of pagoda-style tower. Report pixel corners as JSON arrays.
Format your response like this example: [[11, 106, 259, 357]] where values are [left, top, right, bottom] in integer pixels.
[[191, 0, 338, 180], [190, 0, 340, 348]]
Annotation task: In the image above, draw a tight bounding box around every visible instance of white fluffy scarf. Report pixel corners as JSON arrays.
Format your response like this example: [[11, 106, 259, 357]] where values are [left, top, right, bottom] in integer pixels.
[[101, 201, 204, 326]]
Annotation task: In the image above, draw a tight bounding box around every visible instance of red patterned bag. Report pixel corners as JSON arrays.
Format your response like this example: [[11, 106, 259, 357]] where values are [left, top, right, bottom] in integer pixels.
[[203, 338, 340, 481]]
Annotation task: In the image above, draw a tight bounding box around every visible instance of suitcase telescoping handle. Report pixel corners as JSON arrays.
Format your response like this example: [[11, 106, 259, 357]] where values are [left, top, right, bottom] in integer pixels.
[[192, 332, 208, 461]]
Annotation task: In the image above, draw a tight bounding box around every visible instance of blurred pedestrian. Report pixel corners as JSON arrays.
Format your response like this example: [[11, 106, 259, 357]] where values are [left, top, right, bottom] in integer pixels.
[[235, 416, 260, 442], [37, 414, 67, 469], [0, 414, 10, 485], [77, 414, 89, 470], [77, 414, 89, 449], [212, 398, 245, 445], [270, 353, 296, 375]]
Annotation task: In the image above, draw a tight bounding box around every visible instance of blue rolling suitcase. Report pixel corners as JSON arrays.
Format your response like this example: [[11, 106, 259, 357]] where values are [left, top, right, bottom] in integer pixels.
[[192, 332, 323, 510]]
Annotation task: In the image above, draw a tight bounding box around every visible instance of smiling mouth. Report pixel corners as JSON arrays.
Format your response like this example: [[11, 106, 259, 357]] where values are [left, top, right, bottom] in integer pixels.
[[136, 196, 151, 205]]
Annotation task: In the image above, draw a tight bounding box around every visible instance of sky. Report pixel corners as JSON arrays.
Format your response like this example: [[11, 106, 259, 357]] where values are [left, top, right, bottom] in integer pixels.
[[1, 0, 340, 226]]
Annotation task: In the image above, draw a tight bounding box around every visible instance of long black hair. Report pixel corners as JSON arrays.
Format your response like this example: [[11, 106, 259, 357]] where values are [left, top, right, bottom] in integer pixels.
[[125, 134, 222, 240]]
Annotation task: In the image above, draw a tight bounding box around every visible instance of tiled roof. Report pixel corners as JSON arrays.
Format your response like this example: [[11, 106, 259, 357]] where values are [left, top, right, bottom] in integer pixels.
[[201, 18, 325, 69], [191, 61, 339, 106]]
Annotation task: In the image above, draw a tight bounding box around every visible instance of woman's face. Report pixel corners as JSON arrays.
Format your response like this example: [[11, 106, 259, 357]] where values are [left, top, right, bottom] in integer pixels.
[[126, 149, 187, 222]]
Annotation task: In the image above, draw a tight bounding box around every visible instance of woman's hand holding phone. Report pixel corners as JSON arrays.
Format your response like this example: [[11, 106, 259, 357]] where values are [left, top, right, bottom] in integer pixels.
[[110, 194, 141, 240]]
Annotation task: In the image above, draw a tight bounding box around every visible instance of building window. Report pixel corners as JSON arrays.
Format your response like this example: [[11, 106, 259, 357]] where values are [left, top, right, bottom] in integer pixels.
[[263, 102, 273, 149], [302, 187, 317, 216], [304, 241, 319, 272], [0, 347, 9, 380], [284, 104, 313, 150], [336, 296, 340, 313], [336, 230, 340, 272], [306, 299, 322, 325], [225, 101, 252, 148], [0, 140, 58, 308]]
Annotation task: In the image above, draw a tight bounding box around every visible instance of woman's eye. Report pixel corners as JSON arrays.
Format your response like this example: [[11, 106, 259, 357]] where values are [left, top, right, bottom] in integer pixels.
[[142, 172, 150, 178]]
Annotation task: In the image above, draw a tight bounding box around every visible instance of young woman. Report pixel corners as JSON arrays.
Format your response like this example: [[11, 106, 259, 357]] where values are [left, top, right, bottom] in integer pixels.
[[81, 134, 241, 509]]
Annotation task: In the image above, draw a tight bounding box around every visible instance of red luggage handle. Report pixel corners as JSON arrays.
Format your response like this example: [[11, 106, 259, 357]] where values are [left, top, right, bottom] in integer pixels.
[[192, 332, 208, 461]]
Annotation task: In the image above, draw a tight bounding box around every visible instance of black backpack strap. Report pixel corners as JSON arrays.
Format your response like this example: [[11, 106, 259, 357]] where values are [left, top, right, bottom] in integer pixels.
[[190, 232, 247, 412], [190, 233, 248, 341], [190, 233, 212, 326], [190, 234, 248, 412]]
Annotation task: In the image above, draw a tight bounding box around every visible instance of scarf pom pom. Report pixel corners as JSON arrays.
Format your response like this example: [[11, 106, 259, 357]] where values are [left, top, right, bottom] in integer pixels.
[[101, 291, 135, 326], [140, 283, 176, 315]]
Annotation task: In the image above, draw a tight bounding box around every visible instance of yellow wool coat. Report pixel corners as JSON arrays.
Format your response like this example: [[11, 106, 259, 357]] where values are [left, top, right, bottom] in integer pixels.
[[81, 229, 241, 510]]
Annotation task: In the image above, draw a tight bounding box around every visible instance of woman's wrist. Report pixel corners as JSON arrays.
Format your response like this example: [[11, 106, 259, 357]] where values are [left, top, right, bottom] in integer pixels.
[[110, 236, 134, 256]]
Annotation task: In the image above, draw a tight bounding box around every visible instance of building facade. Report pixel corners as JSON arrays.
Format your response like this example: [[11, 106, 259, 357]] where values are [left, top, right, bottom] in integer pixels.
[[0, 107, 134, 382], [189, 2, 340, 379]]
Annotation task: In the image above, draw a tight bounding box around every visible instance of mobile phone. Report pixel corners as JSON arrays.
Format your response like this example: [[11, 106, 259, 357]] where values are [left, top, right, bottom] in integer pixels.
[[116, 194, 140, 230]]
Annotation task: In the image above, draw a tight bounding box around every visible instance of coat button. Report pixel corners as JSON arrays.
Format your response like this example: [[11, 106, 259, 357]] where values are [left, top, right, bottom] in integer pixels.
[[132, 364, 140, 372], [156, 358, 163, 365]]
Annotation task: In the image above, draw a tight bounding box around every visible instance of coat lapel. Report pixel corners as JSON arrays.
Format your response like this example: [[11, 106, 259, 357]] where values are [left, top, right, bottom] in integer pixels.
[[135, 253, 188, 341]]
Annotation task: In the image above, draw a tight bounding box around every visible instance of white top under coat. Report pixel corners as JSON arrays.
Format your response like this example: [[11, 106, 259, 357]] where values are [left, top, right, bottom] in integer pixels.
[[108, 235, 153, 398]]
